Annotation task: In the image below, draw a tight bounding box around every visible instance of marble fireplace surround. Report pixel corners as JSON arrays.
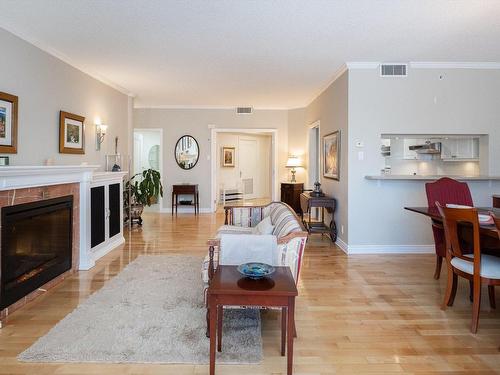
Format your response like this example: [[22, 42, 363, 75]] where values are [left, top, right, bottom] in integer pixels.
[[0, 165, 99, 322]]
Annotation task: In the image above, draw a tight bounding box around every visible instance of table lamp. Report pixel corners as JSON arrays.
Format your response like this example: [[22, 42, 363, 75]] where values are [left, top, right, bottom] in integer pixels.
[[286, 156, 302, 183]]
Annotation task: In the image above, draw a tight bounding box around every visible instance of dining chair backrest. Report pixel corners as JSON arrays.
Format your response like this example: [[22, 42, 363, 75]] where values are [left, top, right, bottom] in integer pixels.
[[425, 177, 473, 208], [492, 213, 500, 240], [436, 203, 481, 266]]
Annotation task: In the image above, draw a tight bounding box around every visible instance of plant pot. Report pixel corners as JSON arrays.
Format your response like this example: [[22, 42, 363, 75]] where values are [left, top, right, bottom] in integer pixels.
[[126, 203, 144, 225]]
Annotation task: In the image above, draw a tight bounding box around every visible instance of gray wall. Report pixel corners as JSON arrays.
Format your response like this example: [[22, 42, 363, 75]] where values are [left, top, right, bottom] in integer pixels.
[[133, 108, 289, 210], [0, 28, 130, 167], [348, 68, 500, 248], [286, 72, 349, 244], [305, 71, 349, 245]]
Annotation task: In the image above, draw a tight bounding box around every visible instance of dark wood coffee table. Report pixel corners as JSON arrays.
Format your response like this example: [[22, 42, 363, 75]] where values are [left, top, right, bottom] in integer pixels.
[[207, 265, 298, 375]]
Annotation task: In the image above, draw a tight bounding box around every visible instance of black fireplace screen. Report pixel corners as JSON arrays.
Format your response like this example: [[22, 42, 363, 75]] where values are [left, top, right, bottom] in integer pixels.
[[1, 195, 73, 309]]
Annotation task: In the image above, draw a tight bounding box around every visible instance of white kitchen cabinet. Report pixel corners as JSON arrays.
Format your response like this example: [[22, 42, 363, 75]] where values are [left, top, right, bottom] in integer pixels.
[[441, 138, 479, 161]]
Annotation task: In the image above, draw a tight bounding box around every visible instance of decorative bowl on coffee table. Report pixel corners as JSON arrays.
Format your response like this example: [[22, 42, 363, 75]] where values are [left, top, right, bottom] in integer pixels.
[[237, 262, 275, 279]]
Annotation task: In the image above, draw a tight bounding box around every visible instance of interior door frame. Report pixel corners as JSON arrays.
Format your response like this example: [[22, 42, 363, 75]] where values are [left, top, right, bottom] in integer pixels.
[[210, 127, 278, 213], [132, 128, 164, 212], [308, 120, 321, 188], [308, 120, 321, 220]]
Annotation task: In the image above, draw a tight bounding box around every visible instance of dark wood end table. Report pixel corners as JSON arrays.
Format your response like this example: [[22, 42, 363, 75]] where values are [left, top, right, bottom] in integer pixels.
[[171, 184, 199, 215], [207, 265, 298, 375]]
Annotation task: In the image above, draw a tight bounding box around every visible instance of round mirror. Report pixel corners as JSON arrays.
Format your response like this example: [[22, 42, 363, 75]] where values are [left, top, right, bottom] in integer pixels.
[[175, 135, 199, 170]]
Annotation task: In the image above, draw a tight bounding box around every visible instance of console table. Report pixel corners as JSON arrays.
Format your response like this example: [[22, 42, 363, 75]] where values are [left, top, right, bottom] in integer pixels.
[[171, 184, 199, 215], [300, 192, 337, 242]]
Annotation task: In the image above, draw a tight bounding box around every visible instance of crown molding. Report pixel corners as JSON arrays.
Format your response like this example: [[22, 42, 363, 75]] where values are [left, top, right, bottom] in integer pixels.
[[2, 27, 135, 97], [409, 61, 500, 69], [345, 61, 381, 69], [305, 63, 348, 107], [133, 104, 289, 110]]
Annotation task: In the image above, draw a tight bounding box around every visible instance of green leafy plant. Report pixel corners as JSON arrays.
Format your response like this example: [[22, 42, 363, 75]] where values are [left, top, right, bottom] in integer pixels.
[[125, 169, 163, 207]]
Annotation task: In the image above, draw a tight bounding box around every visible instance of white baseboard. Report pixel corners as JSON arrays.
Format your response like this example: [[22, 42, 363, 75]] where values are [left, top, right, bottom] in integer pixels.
[[346, 244, 435, 254], [335, 237, 349, 254], [91, 234, 125, 264], [159, 207, 213, 213]]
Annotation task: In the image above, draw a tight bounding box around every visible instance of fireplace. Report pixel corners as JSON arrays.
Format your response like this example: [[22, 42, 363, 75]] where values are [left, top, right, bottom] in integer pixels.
[[1, 195, 73, 309]]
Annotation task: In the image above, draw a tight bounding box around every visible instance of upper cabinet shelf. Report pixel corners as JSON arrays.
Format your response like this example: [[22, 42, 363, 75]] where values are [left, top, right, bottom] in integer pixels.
[[441, 138, 479, 161]]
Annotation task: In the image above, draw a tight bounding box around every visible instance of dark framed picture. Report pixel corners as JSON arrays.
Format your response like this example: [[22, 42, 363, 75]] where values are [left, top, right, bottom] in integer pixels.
[[323, 130, 340, 180], [59, 111, 85, 154], [0, 91, 18, 154], [222, 146, 235, 167]]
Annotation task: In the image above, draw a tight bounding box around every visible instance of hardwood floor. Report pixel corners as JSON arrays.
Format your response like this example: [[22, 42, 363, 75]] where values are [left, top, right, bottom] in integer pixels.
[[1, 212, 500, 374]]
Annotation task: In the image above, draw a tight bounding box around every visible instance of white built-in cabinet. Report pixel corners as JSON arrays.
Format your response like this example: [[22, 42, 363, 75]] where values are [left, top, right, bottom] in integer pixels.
[[88, 172, 127, 264], [441, 138, 479, 161]]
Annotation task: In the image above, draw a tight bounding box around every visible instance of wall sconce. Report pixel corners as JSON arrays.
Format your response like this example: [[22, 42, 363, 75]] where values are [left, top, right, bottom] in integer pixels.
[[286, 155, 302, 183], [95, 123, 108, 151]]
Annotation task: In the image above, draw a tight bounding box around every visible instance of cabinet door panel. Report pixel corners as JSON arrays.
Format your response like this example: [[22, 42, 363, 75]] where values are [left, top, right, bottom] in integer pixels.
[[91, 186, 105, 248], [108, 183, 121, 238]]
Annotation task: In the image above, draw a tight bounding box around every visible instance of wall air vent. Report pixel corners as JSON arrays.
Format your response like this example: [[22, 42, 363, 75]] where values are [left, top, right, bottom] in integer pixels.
[[236, 107, 253, 114], [380, 64, 407, 77]]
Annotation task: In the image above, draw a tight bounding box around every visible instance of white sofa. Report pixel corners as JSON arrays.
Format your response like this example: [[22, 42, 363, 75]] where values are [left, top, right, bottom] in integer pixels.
[[202, 201, 308, 288]]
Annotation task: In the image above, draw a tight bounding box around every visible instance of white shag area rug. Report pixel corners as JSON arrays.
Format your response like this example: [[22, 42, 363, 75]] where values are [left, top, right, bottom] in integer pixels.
[[18, 255, 262, 364]]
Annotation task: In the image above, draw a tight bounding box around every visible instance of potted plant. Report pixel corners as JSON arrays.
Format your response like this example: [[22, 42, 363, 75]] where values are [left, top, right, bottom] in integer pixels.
[[124, 168, 163, 225]]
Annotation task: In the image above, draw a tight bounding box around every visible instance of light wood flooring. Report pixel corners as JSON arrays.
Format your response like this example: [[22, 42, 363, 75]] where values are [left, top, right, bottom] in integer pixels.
[[1, 212, 499, 374]]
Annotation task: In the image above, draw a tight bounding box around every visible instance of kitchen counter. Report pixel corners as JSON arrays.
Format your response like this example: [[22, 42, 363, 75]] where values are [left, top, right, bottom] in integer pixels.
[[365, 175, 500, 181]]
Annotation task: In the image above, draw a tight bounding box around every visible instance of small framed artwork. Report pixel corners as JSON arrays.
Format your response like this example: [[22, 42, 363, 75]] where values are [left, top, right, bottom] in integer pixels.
[[222, 146, 235, 167], [0, 91, 18, 154], [59, 111, 85, 154], [323, 130, 340, 180]]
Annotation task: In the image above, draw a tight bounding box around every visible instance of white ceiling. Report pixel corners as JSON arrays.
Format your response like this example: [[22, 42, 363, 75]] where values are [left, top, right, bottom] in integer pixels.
[[1, 0, 499, 109]]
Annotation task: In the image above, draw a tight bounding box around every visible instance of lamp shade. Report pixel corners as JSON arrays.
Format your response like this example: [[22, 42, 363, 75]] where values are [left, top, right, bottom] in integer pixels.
[[286, 156, 302, 168]]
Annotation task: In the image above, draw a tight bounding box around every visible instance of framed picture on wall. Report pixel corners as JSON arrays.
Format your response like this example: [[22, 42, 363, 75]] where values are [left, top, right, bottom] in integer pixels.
[[0, 91, 18, 154], [323, 130, 340, 180], [59, 111, 85, 154], [222, 146, 235, 167]]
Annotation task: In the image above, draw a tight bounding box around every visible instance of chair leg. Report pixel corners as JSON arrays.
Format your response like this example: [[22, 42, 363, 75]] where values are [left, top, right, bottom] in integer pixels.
[[443, 268, 458, 308], [434, 255, 443, 280], [488, 285, 496, 309], [471, 279, 481, 333], [469, 280, 473, 302]]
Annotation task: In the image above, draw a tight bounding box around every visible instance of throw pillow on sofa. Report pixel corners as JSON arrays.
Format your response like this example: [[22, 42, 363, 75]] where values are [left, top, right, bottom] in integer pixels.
[[252, 216, 274, 235]]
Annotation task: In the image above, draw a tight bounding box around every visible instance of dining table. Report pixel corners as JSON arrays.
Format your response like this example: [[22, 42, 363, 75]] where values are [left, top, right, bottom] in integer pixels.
[[405, 206, 500, 250]]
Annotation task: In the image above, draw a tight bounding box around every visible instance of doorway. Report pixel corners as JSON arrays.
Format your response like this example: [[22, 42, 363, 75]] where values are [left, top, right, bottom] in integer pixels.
[[211, 128, 277, 212], [308, 121, 320, 189], [308, 121, 321, 219], [133, 128, 164, 212]]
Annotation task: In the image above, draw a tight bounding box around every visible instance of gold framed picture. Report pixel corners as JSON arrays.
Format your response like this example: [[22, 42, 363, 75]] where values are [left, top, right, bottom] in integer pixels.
[[59, 111, 85, 154], [222, 146, 235, 167], [0, 91, 18, 154], [323, 130, 340, 180]]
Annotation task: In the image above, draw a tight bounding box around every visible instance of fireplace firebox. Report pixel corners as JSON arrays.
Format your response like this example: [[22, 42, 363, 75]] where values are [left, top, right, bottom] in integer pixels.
[[1, 195, 73, 309]]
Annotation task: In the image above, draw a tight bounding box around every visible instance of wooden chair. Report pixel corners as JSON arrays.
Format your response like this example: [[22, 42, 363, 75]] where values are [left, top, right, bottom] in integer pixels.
[[437, 203, 500, 333], [425, 178, 473, 279]]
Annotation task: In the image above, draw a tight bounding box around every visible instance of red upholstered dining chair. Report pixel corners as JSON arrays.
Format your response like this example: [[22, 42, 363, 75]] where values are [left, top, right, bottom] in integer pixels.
[[425, 177, 473, 279], [437, 203, 500, 333]]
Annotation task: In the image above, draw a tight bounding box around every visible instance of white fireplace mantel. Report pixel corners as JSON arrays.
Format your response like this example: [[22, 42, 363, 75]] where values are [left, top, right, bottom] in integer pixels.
[[0, 165, 126, 271], [0, 165, 99, 191]]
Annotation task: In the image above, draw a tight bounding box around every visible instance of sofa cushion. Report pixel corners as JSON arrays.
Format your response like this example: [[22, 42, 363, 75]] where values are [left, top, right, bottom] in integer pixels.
[[253, 216, 274, 235], [216, 225, 253, 236]]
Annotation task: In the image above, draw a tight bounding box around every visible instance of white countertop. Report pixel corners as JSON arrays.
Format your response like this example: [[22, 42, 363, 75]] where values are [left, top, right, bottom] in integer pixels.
[[365, 175, 500, 181]]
